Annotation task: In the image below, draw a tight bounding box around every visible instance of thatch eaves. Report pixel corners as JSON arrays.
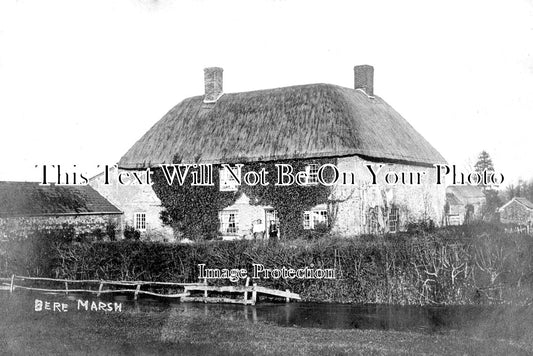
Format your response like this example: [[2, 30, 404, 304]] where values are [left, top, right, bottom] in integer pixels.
[[118, 83, 446, 168]]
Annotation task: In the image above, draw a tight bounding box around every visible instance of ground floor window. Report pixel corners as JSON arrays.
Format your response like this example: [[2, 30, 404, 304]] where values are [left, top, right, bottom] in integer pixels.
[[303, 209, 328, 229], [134, 212, 146, 231], [388, 206, 399, 233], [219, 210, 238, 234]]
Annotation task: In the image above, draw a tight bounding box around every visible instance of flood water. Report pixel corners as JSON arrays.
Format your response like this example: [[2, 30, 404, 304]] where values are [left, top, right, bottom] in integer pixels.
[[100, 294, 532, 335]]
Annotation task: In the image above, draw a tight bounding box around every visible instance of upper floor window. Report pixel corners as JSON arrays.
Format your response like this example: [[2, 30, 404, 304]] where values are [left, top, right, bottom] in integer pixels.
[[305, 164, 319, 185], [220, 165, 241, 192]]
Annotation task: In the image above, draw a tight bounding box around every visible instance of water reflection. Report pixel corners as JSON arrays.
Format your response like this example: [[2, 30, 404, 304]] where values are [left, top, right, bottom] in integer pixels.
[[67, 292, 530, 335]]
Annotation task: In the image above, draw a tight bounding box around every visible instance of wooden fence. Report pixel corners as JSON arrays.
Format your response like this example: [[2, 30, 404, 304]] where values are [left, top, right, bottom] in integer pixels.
[[0, 275, 301, 304], [0, 275, 199, 299]]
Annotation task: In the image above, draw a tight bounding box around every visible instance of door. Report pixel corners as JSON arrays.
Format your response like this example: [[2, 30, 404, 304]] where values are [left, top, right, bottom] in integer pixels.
[[265, 209, 279, 239]]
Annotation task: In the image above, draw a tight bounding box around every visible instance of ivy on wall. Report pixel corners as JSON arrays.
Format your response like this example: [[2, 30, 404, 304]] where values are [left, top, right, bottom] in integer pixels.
[[151, 158, 336, 240], [152, 164, 240, 240], [240, 158, 335, 239]]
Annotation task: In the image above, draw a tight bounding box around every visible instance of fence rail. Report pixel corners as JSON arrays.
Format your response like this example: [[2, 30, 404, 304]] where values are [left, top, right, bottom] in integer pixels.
[[1, 275, 301, 304], [1, 275, 200, 299]]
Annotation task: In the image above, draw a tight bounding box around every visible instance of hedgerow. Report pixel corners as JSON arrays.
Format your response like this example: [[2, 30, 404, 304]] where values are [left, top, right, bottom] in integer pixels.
[[2, 224, 533, 305]]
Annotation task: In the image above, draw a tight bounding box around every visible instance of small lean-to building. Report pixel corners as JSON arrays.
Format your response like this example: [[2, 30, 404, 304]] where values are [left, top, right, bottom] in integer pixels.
[[0, 181, 123, 239], [118, 65, 447, 239], [445, 185, 486, 225], [499, 197, 533, 231]]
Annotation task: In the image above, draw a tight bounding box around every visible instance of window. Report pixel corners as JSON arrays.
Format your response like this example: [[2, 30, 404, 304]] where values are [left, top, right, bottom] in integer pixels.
[[219, 210, 238, 234], [305, 164, 319, 185], [134, 212, 146, 231], [303, 212, 311, 229], [303, 209, 328, 229], [219, 165, 241, 192], [388, 206, 399, 233]]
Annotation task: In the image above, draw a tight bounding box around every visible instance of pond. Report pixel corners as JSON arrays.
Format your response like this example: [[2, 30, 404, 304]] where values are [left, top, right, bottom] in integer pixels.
[[101, 294, 532, 335]]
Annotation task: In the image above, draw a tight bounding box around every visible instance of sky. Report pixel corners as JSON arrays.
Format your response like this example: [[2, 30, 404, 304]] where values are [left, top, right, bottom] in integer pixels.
[[0, 0, 532, 187]]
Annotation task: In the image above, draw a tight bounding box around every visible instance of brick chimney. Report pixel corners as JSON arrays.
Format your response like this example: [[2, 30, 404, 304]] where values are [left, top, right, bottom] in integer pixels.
[[204, 67, 223, 103], [354, 65, 374, 96]]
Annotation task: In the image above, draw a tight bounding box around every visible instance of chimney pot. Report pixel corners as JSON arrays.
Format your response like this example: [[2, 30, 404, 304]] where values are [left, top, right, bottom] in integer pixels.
[[354, 65, 374, 96], [204, 67, 223, 103]]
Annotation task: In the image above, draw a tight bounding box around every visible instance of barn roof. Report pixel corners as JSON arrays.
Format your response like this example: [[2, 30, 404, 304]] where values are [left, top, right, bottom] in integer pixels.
[[446, 185, 486, 205], [445, 193, 462, 206], [118, 83, 446, 169], [500, 197, 533, 212], [514, 197, 533, 210], [0, 182, 122, 217]]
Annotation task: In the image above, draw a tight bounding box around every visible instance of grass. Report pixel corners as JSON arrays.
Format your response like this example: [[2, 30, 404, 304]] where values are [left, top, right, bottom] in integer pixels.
[[1, 292, 533, 356]]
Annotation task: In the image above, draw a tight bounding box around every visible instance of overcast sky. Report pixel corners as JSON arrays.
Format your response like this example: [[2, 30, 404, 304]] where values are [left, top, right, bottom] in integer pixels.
[[0, 0, 532, 186]]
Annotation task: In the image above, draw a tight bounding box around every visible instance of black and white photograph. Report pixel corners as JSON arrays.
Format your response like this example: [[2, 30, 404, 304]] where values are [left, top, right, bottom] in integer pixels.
[[1, 0, 533, 355]]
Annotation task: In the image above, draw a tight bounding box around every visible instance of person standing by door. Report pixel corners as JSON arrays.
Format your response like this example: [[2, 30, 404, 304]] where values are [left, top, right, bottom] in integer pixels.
[[268, 220, 279, 241], [252, 219, 265, 240]]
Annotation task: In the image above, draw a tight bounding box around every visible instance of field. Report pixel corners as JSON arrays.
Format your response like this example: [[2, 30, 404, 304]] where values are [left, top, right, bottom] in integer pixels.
[[1, 293, 532, 356]]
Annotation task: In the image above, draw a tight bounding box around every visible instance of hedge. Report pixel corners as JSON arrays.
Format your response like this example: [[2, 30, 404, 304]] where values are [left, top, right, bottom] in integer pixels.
[[1, 224, 533, 305]]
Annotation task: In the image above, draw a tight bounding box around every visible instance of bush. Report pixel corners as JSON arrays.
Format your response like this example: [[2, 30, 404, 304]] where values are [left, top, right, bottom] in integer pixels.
[[0, 224, 75, 277], [4, 223, 533, 305], [123, 226, 141, 240], [106, 222, 117, 241]]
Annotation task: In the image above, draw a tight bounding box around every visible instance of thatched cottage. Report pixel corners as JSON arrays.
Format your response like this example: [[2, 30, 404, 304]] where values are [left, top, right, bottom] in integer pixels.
[[118, 66, 446, 238], [0, 181, 122, 240]]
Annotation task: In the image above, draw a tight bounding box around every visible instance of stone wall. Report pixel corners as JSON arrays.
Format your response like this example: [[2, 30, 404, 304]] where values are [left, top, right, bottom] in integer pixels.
[[500, 200, 533, 225], [217, 155, 446, 238], [89, 167, 175, 241], [0, 214, 122, 240], [329, 156, 445, 236]]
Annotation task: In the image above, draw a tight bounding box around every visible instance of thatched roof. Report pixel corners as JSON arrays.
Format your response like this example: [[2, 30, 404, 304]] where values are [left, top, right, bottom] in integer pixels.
[[119, 83, 446, 168], [0, 182, 122, 217]]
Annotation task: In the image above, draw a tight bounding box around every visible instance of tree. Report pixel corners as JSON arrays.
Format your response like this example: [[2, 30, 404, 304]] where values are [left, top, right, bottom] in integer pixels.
[[505, 179, 533, 203], [474, 151, 500, 220], [474, 150, 494, 191]]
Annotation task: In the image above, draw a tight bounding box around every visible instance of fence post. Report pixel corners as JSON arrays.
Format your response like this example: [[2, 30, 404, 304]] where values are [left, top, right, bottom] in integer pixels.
[[244, 277, 250, 301], [65, 281, 69, 295], [134, 284, 141, 300], [285, 289, 290, 303], [203, 278, 208, 299], [9, 274, 14, 293], [252, 283, 257, 305], [97, 282, 104, 297]]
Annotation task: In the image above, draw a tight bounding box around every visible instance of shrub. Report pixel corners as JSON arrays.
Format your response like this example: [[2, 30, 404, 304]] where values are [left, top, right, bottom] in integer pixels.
[[106, 222, 117, 241], [4, 223, 533, 305], [123, 226, 141, 240]]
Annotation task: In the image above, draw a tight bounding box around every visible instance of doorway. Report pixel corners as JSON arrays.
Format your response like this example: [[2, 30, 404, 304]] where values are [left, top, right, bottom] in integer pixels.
[[265, 209, 279, 239]]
